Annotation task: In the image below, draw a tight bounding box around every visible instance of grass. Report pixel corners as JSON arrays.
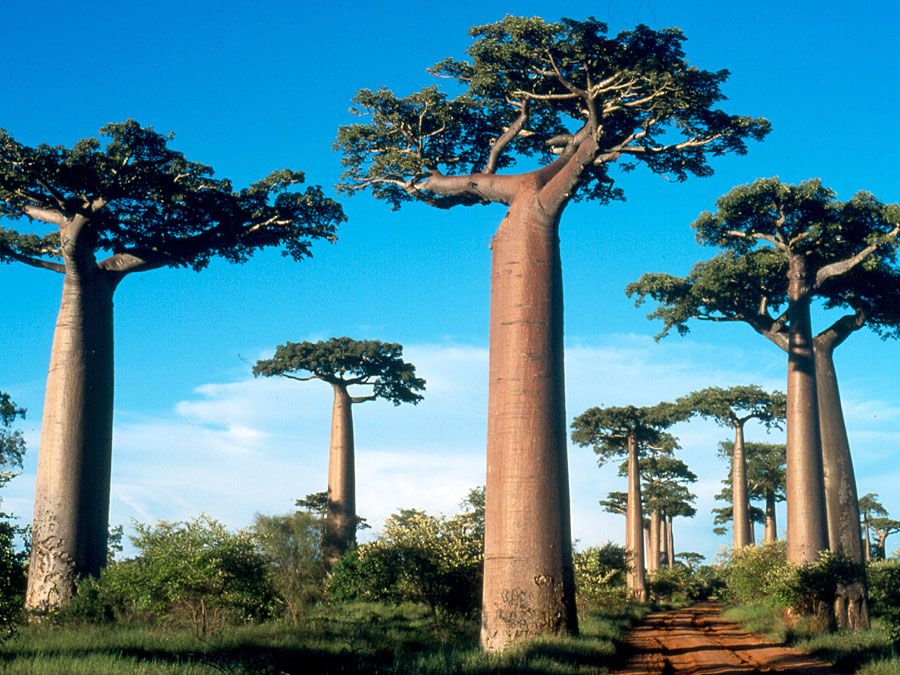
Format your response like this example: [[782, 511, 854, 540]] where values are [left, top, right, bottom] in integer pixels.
[[0, 601, 646, 673], [723, 602, 900, 674]]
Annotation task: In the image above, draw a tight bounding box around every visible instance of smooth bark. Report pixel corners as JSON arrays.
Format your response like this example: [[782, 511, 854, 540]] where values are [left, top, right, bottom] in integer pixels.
[[648, 509, 661, 575], [666, 515, 675, 568], [323, 384, 356, 566], [785, 256, 829, 563], [480, 189, 577, 650], [731, 424, 752, 549], [26, 255, 118, 610], [764, 490, 778, 543], [625, 435, 648, 603], [815, 339, 869, 630]]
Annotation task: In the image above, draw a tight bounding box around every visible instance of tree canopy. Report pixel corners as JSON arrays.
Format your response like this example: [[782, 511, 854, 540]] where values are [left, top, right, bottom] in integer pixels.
[[679, 385, 786, 430], [335, 16, 769, 210], [627, 180, 900, 345], [0, 392, 25, 487], [0, 120, 345, 275], [571, 403, 685, 462], [253, 337, 425, 405]]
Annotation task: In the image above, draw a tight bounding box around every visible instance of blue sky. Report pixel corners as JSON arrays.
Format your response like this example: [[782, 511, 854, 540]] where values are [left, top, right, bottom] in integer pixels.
[[1, 1, 898, 560]]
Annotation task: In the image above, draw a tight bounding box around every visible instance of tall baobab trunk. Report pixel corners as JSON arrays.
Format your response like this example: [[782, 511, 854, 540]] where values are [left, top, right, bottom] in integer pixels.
[[323, 383, 356, 566], [815, 340, 869, 629], [731, 423, 752, 549], [659, 513, 669, 569], [863, 515, 871, 561], [785, 256, 829, 564], [764, 489, 777, 543], [666, 515, 675, 568], [27, 263, 118, 611], [648, 509, 661, 575], [481, 194, 577, 650], [625, 435, 648, 603]]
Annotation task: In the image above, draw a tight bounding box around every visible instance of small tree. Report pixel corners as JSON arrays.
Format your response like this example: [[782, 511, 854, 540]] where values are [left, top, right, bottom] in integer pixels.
[[571, 403, 686, 602], [0, 122, 345, 610], [252, 510, 326, 623], [859, 494, 888, 561], [679, 386, 785, 549], [336, 17, 768, 649], [254, 338, 424, 564]]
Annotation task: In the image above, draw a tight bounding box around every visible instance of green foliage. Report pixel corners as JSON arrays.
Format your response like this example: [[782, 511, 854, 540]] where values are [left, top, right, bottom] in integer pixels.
[[650, 564, 719, 603], [327, 502, 483, 617], [720, 543, 866, 622], [68, 516, 275, 636], [252, 511, 327, 623], [678, 385, 785, 430], [0, 120, 344, 273], [336, 16, 768, 209], [867, 559, 900, 645], [573, 543, 626, 608], [253, 337, 425, 405], [571, 402, 687, 463], [0, 392, 26, 640], [719, 541, 792, 606]]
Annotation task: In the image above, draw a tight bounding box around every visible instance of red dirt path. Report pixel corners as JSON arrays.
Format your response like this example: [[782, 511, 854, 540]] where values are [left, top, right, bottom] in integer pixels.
[[610, 602, 841, 674]]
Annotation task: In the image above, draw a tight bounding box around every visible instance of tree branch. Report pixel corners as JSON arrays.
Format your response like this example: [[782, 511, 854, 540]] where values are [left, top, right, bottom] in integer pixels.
[[0, 246, 65, 273], [814, 309, 867, 353], [417, 170, 520, 206], [23, 205, 67, 227], [725, 230, 791, 252], [350, 395, 378, 404], [815, 225, 900, 287], [483, 100, 529, 174]]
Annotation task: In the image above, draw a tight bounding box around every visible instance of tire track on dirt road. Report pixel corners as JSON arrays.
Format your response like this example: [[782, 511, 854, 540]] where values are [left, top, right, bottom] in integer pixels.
[[610, 602, 840, 674]]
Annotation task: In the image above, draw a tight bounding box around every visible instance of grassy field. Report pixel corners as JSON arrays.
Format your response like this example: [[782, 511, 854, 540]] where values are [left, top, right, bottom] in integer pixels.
[[723, 603, 900, 674], [0, 602, 646, 674]]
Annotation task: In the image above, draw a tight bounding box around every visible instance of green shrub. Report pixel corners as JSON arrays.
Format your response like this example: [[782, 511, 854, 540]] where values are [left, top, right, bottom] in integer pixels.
[[573, 543, 626, 609], [867, 558, 900, 645], [252, 511, 326, 623], [780, 551, 863, 617], [68, 516, 276, 636], [327, 507, 482, 617], [0, 520, 26, 638], [719, 541, 791, 606], [650, 564, 720, 603]]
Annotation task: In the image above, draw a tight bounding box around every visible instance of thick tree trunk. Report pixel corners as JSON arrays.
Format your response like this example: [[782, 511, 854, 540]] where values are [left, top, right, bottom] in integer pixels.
[[764, 490, 777, 543], [814, 342, 869, 629], [648, 509, 661, 575], [26, 269, 117, 611], [785, 256, 829, 564], [323, 383, 356, 566], [666, 515, 675, 569], [480, 194, 577, 650], [732, 424, 752, 549], [625, 436, 648, 603]]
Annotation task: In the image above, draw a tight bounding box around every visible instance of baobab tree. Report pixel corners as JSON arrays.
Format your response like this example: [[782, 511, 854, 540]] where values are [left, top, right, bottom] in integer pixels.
[[572, 403, 685, 602], [636, 451, 696, 573], [0, 121, 345, 610], [679, 386, 785, 549], [628, 179, 899, 566], [859, 494, 890, 561], [253, 338, 424, 564], [714, 440, 786, 543], [336, 16, 768, 649]]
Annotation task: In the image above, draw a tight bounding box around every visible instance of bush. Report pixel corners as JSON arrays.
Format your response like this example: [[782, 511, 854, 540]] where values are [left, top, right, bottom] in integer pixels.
[[650, 564, 720, 603], [868, 559, 900, 645], [719, 541, 791, 607], [252, 510, 327, 622], [0, 520, 26, 638], [573, 543, 626, 609], [68, 515, 276, 636], [327, 507, 482, 617], [781, 551, 863, 618]]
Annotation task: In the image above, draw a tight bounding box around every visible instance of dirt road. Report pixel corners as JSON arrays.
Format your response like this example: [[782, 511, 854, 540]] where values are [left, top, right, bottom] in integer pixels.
[[610, 603, 839, 674]]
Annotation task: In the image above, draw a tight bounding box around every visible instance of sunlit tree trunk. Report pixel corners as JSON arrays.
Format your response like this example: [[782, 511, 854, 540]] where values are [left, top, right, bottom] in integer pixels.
[[323, 383, 356, 566], [27, 253, 118, 611], [648, 509, 661, 575], [785, 256, 829, 564], [481, 192, 576, 650], [665, 514, 675, 568], [732, 423, 752, 549], [625, 435, 648, 603], [764, 490, 778, 543], [815, 340, 869, 629]]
